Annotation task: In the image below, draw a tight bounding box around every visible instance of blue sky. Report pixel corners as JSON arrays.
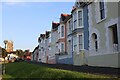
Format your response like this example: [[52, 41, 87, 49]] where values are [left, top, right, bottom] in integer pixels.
[[1, 2, 74, 51]]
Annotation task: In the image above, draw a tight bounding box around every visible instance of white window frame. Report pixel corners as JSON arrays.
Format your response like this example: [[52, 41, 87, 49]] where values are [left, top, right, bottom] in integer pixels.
[[77, 9, 83, 28], [73, 11, 77, 30], [67, 19, 72, 35], [49, 33, 51, 43], [60, 24, 65, 38], [96, 0, 107, 23], [99, 1, 105, 20], [78, 34, 84, 51], [60, 42, 65, 52], [73, 35, 77, 53]]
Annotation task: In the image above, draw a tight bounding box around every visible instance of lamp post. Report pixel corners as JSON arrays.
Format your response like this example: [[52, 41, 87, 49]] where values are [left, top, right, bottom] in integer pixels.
[[3, 40, 8, 75]]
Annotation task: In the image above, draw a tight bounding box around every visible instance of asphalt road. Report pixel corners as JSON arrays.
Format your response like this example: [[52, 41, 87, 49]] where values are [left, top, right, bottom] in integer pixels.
[[26, 61, 120, 78]]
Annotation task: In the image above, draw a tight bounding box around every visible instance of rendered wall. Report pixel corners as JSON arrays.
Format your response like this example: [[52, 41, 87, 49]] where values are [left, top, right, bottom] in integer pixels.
[[56, 55, 73, 64], [88, 53, 120, 68], [73, 51, 88, 66]]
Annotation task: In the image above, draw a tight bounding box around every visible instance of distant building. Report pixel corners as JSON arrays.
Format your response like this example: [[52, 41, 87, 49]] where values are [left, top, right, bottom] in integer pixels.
[[31, 45, 39, 61], [24, 49, 31, 60], [5, 40, 13, 52]]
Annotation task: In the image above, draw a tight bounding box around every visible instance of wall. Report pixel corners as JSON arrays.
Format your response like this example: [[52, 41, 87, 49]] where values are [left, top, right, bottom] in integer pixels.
[[83, 6, 89, 50], [88, 53, 120, 68], [56, 54, 73, 64], [73, 50, 88, 66]]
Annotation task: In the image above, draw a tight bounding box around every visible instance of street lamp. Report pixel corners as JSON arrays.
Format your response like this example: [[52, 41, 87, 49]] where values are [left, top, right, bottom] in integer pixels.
[[3, 40, 8, 75], [4, 40, 8, 49]]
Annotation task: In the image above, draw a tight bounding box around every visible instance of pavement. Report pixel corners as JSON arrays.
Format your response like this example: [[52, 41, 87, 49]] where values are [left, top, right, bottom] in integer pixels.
[[26, 61, 120, 78]]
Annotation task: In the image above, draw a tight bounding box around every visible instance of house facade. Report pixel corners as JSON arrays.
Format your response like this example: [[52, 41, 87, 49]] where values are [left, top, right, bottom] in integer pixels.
[[47, 22, 59, 64], [38, 34, 46, 63], [55, 14, 73, 64], [87, 1, 120, 68], [71, 2, 89, 66], [31, 45, 39, 61], [36, 1, 119, 68], [45, 31, 51, 63]]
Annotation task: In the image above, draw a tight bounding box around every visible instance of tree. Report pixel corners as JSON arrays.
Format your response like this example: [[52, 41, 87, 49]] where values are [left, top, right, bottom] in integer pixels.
[[2, 48, 8, 58], [16, 49, 24, 58]]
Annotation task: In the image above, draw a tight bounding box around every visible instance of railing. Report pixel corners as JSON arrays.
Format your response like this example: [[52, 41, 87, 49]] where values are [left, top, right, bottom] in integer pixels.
[[113, 44, 119, 53], [56, 52, 68, 55], [88, 44, 120, 56]]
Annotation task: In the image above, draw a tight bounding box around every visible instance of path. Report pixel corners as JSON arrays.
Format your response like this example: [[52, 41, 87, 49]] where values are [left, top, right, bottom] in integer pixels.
[[26, 61, 119, 77]]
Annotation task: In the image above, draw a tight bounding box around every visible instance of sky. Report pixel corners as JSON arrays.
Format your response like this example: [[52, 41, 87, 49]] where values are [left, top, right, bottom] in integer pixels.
[[0, 1, 74, 52]]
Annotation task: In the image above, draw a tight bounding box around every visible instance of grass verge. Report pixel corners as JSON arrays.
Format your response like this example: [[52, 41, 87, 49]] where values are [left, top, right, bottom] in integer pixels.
[[2, 62, 116, 79]]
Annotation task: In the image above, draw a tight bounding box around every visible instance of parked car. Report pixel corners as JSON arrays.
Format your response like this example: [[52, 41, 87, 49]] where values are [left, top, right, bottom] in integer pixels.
[[0, 58, 4, 62], [15, 58, 24, 62]]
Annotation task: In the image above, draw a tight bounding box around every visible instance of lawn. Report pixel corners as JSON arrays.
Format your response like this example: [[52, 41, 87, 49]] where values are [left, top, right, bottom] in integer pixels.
[[2, 62, 115, 79]]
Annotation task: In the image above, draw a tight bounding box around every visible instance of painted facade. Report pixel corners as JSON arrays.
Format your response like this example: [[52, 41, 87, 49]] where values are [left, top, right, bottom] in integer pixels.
[[88, 2, 120, 68], [31, 45, 39, 62], [36, 1, 119, 68], [71, 2, 89, 66], [47, 23, 59, 64], [38, 34, 46, 63], [55, 14, 73, 64]]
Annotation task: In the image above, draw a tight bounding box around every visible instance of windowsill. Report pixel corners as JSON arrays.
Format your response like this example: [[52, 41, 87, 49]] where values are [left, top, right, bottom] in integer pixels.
[[78, 26, 84, 28], [59, 37, 65, 39], [97, 18, 106, 24], [79, 49, 84, 52]]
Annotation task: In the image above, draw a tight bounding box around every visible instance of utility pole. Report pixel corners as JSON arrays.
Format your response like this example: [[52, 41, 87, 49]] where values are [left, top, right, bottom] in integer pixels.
[[3, 40, 8, 75]]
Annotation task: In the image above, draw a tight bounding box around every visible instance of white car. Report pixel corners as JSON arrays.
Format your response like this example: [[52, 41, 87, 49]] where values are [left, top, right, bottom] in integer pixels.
[[0, 58, 4, 62]]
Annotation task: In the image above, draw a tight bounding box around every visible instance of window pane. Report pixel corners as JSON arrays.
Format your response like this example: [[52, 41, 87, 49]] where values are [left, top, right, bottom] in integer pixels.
[[69, 21, 71, 33], [78, 11, 82, 26], [102, 10, 105, 19], [73, 12, 77, 29], [61, 26, 64, 37], [78, 19, 82, 26], [74, 20, 77, 29], [78, 11, 82, 19], [74, 12, 77, 21], [100, 2, 104, 10], [61, 43, 64, 52], [79, 35, 83, 50], [99, 1, 105, 20]]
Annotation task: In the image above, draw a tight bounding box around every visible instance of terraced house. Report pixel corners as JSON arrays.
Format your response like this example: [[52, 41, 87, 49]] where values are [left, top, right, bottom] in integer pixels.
[[33, 0, 120, 68], [71, 2, 89, 66], [55, 14, 73, 64], [45, 31, 51, 63], [31, 45, 39, 62], [48, 22, 59, 64], [38, 34, 46, 63], [87, 1, 120, 67]]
